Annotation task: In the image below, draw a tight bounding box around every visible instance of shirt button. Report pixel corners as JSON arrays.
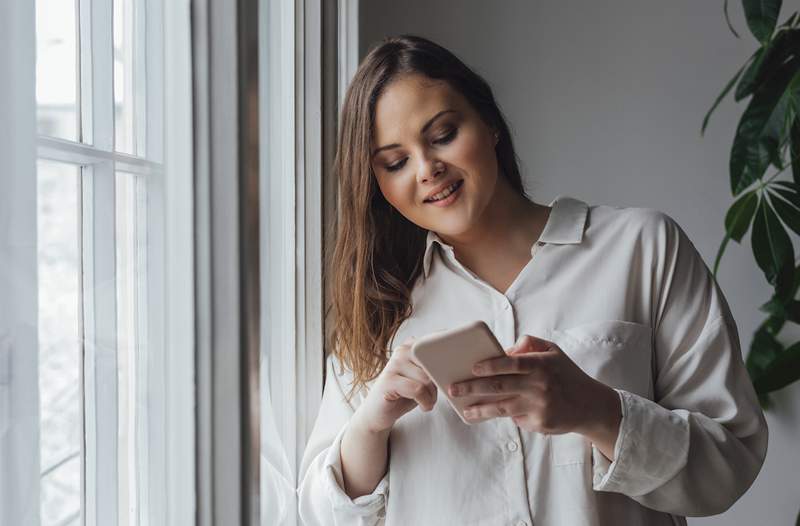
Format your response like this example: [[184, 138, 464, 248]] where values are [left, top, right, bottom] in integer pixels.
[[506, 440, 518, 452], [515, 521, 529, 526], [503, 302, 510, 310]]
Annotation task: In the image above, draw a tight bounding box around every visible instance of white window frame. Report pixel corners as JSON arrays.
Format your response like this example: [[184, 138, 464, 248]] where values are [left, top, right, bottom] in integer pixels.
[[261, 0, 360, 480], [33, 0, 191, 525], [193, 0, 357, 524]]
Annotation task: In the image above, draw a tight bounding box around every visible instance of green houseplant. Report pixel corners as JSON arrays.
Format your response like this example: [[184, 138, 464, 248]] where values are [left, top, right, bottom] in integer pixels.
[[702, 1, 800, 413], [702, 5, 799, 522]]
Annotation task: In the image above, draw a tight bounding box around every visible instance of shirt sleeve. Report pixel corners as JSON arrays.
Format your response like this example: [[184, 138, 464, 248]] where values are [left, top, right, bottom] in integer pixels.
[[590, 209, 769, 517], [297, 354, 389, 525]]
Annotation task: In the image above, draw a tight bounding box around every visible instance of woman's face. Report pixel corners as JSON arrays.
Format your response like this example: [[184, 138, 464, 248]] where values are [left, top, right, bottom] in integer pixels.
[[370, 73, 500, 238]]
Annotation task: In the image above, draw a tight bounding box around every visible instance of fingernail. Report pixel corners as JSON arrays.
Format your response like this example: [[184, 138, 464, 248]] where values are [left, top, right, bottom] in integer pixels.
[[450, 384, 461, 396]]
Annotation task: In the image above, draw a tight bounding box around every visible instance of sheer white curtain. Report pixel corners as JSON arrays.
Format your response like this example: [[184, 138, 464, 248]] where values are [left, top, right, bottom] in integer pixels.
[[0, 1, 39, 525]]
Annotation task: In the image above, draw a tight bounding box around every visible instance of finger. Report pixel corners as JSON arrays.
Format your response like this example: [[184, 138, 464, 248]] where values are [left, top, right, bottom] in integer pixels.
[[396, 359, 436, 389], [463, 396, 529, 421], [388, 375, 436, 411], [506, 334, 554, 355], [472, 354, 548, 376], [449, 374, 542, 397]]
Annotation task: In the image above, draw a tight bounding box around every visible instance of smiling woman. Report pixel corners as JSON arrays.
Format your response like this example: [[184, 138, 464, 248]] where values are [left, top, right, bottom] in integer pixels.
[[298, 34, 768, 526]]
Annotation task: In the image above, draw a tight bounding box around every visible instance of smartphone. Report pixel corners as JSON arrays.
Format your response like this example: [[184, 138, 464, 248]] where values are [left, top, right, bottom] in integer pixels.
[[411, 320, 509, 425]]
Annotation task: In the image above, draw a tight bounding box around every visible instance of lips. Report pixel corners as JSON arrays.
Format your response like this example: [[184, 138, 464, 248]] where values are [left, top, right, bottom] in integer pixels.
[[424, 180, 464, 203]]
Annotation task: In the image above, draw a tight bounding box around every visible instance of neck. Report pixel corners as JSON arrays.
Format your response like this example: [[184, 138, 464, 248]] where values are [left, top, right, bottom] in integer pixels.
[[438, 175, 547, 264]]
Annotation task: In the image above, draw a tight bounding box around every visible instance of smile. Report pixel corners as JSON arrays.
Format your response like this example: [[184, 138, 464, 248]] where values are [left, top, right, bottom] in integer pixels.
[[425, 180, 464, 207]]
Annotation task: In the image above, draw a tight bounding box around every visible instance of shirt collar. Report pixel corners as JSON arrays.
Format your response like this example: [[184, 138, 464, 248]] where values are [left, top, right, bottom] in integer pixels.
[[422, 194, 589, 278]]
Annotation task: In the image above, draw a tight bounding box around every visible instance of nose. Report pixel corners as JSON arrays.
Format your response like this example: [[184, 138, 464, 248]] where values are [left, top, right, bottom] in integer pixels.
[[415, 150, 445, 185]]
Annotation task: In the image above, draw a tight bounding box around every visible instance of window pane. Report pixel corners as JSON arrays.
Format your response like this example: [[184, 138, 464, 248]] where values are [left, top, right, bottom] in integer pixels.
[[114, 0, 143, 155], [37, 160, 83, 526], [36, 0, 80, 141], [116, 172, 146, 526]]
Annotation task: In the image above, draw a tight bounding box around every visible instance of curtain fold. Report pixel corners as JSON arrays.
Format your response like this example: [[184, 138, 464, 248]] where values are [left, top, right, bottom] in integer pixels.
[[0, 0, 40, 525]]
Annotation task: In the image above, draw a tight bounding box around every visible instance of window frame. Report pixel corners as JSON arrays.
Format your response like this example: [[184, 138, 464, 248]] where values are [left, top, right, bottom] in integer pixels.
[[192, 0, 353, 525], [33, 0, 177, 524]]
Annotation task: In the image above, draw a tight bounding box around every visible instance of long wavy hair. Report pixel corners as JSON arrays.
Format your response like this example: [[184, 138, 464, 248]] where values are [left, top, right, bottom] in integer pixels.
[[325, 34, 528, 401]]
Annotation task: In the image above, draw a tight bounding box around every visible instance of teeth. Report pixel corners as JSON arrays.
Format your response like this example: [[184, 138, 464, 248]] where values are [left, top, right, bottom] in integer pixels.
[[428, 181, 460, 202]]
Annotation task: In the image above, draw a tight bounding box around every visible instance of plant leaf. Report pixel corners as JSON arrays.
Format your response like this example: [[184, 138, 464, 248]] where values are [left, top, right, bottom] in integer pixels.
[[792, 114, 800, 185], [742, 0, 783, 43], [730, 56, 800, 195], [758, 391, 774, 410], [780, 11, 798, 29], [725, 190, 760, 241], [769, 181, 800, 210], [751, 196, 795, 298], [769, 187, 800, 235], [724, 0, 741, 38], [753, 341, 800, 393], [735, 29, 800, 101], [702, 51, 758, 136], [747, 322, 784, 382]]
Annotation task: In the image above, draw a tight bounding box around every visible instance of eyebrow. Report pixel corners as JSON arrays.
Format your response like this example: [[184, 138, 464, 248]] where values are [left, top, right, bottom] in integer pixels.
[[371, 109, 457, 158]]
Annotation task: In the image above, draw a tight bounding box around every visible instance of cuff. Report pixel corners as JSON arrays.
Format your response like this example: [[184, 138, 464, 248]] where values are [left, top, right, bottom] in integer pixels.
[[323, 421, 389, 517], [592, 389, 689, 496]]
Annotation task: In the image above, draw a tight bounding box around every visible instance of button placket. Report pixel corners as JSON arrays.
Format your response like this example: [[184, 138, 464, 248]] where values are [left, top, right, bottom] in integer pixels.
[[500, 417, 532, 526]]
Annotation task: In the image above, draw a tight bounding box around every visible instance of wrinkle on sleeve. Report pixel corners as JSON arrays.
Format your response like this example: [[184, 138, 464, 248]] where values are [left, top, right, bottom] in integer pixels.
[[591, 210, 768, 517], [297, 354, 389, 525]]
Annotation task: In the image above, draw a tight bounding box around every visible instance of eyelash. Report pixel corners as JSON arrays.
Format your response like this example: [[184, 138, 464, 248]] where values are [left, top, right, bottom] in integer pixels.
[[385, 128, 458, 172]]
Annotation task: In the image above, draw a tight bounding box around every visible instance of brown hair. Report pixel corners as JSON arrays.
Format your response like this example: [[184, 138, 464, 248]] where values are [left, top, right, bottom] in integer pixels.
[[325, 34, 528, 401]]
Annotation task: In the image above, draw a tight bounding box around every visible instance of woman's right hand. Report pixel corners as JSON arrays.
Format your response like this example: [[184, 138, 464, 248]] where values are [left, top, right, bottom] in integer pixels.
[[351, 337, 437, 434]]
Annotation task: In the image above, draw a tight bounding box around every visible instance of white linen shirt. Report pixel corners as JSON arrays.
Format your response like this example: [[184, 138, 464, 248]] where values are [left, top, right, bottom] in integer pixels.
[[297, 194, 768, 526]]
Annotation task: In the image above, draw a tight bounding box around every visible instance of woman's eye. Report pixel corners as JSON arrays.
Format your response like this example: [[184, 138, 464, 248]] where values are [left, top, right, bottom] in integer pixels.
[[434, 128, 457, 144], [386, 158, 407, 172], [384, 129, 457, 172]]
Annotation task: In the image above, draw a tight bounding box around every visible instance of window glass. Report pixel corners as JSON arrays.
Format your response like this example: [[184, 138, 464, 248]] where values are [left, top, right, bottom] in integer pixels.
[[37, 160, 83, 526], [113, 0, 140, 154], [36, 0, 80, 141]]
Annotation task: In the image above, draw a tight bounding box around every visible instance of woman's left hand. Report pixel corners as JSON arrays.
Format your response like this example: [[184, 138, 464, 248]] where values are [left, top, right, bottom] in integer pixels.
[[447, 334, 622, 460]]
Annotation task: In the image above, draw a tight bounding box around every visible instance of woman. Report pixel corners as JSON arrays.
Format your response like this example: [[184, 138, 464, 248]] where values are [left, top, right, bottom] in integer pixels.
[[297, 34, 767, 525]]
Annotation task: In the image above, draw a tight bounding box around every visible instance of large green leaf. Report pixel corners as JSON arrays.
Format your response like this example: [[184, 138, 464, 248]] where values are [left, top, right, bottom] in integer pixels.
[[760, 297, 800, 324], [763, 90, 794, 170], [730, 56, 800, 195], [725, 190, 760, 242], [735, 29, 800, 101], [769, 187, 800, 235], [759, 260, 800, 326], [751, 197, 795, 298], [753, 341, 800, 393], [742, 0, 783, 43]]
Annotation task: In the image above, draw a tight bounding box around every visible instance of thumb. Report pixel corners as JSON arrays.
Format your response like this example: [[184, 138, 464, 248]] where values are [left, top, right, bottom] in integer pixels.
[[507, 334, 551, 355]]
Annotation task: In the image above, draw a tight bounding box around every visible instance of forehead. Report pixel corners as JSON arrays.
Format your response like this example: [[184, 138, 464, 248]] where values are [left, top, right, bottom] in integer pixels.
[[372, 75, 465, 144]]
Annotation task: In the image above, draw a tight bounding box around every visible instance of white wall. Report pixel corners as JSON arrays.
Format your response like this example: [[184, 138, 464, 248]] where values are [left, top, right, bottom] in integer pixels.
[[360, 1, 800, 524]]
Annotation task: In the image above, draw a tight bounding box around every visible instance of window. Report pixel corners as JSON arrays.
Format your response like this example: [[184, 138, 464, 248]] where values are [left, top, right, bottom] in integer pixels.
[[34, 0, 164, 524]]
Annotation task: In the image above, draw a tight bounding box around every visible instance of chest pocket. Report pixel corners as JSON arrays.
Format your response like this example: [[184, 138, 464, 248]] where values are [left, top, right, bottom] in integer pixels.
[[544, 319, 654, 466]]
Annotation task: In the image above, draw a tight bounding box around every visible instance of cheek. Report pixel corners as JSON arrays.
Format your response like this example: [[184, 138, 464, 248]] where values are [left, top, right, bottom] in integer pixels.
[[376, 176, 416, 212], [447, 127, 497, 182]]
